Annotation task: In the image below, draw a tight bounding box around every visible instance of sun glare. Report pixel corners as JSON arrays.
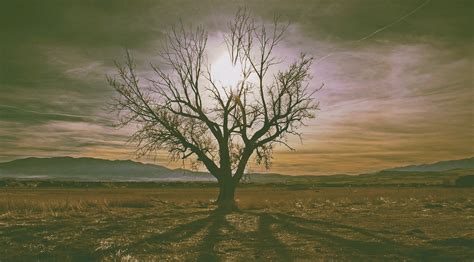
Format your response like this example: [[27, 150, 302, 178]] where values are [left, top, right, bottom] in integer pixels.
[[211, 52, 244, 88]]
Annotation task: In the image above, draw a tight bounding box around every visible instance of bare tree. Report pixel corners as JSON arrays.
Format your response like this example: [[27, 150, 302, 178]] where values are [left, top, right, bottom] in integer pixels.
[[107, 10, 319, 210]]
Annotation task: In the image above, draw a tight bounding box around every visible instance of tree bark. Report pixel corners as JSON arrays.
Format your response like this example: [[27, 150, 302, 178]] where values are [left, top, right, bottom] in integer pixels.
[[216, 178, 237, 211]]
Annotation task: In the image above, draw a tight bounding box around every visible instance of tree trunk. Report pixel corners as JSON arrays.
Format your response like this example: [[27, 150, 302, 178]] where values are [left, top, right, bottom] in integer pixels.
[[216, 179, 237, 211]]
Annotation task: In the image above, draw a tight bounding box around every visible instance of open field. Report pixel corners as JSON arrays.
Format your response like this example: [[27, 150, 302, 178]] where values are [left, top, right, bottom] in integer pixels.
[[0, 187, 473, 261]]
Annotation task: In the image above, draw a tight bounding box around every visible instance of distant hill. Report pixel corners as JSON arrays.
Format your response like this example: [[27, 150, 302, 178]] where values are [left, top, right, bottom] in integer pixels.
[[384, 157, 474, 172], [0, 157, 294, 183], [0, 157, 215, 182]]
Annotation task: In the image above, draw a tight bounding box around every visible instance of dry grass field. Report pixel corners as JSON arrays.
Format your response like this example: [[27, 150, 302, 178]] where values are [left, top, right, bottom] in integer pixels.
[[0, 187, 473, 261]]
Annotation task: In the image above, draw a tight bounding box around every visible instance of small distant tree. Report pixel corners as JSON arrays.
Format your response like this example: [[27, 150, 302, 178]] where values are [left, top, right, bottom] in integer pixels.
[[107, 10, 319, 210]]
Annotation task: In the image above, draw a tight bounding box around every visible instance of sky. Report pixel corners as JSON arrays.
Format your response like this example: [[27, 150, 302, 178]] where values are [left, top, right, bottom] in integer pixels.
[[0, 0, 472, 175]]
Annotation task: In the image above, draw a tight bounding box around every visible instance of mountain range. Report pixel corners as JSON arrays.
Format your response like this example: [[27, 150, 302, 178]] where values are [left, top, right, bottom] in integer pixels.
[[384, 157, 474, 172], [0, 156, 473, 185], [0, 157, 215, 182]]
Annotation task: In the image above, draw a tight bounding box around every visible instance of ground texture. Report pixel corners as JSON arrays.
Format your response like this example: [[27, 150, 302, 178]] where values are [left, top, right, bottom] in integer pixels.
[[0, 187, 473, 261]]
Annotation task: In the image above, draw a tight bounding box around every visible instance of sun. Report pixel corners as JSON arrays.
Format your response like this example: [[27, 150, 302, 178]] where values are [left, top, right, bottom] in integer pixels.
[[211, 52, 244, 88]]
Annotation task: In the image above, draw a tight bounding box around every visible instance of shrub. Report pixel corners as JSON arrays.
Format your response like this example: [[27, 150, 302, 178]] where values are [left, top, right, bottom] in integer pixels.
[[455, 175, 474, 187]]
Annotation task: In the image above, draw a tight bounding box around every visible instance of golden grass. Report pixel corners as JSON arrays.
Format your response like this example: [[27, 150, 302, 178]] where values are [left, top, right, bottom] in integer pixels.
[[0, 187, 472, 215], [0, 187, 473, 261]]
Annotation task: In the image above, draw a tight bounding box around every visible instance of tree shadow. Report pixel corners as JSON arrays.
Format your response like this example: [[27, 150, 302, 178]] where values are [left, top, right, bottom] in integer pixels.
[[123, 209, 457, 261], [257, 212, 447, 260], [123, 208, 292, 260]]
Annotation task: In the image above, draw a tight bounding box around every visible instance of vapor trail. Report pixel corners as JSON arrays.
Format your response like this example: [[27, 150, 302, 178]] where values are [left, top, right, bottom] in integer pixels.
[[315, 0, 431, 65]]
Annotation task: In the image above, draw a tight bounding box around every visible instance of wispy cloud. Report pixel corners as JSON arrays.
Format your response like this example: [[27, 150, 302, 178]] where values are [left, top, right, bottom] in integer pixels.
[[0, 0, 471, 175]]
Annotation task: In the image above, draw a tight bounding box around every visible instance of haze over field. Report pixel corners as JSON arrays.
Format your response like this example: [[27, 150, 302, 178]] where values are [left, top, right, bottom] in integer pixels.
[[1, 0, 472, 175]]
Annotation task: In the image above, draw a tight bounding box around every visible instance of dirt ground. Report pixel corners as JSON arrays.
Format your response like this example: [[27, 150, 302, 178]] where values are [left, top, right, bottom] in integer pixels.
[[0, 187, 473, 261]]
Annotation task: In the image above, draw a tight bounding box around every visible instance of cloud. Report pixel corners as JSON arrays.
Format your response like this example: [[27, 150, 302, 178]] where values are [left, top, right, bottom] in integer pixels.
[[0, 0, 471, 175]]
